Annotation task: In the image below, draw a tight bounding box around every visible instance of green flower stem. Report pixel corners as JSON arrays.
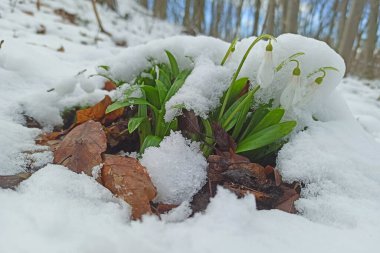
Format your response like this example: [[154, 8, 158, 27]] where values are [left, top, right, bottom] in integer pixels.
[[275, 52, 305, 72], [218, 34, 275, 121], [221, 37, 238, 66], [307, 66, 339, 78]]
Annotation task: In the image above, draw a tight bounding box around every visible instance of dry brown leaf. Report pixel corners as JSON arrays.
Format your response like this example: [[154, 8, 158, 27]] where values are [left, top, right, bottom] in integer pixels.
[[102, 108, 124, 125], [103, 81, 117, 91], [275, 186, 300, 213], [223, 182, 271, 202], [156, 203, 179, 214], [76, 95, 112, 124], [53, 120, 107, 176], [101, 155, 157, 220], [36, 131, 64, 145], [0, 172, 32, 189]]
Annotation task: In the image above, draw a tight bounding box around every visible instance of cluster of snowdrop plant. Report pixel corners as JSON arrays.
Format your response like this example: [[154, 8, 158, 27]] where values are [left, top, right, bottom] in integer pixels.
[[200, 34, 338, 159], [106, 51, 191, 153], [103, 34, 338, 161]]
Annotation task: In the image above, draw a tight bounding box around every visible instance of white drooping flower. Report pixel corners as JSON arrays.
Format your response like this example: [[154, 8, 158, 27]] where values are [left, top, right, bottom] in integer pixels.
[[280, 66, 301, 110], [79, 75, 96, 93], [297, 77, 323, 107], [54, 76, 77, 96], [257, 49, 275, 89]]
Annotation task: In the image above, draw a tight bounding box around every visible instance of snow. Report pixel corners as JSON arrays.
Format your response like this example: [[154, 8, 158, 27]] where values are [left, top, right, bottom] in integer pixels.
[[0, 0, 379, 252], [165, 57, 231, 121], [140, 131, 207, 205]]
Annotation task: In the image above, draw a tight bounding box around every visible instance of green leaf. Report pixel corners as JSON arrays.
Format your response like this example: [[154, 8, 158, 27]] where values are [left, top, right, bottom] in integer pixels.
[[231, 91, 254, 139], [239, 106, 270, 141], [228, 77, 249, 107], [159, 68, 171, 89], [128, 117, 146, 133], [137, 91, 151, 146], [236, 121, 297, 153], [141, 85, 160, 108], [164, 69, 191, 102], [140, 135, 162, 154], [251, 108, 285, 134], [220, 93, 248, 131], [165, 50, 179, 77], [155, 79, 169, 105], [106, 98, 158, 114], [98, 65, 110, 71]]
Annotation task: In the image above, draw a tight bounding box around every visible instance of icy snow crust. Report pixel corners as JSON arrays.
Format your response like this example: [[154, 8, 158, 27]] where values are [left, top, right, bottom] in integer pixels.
[[0, 0, 380, 252]]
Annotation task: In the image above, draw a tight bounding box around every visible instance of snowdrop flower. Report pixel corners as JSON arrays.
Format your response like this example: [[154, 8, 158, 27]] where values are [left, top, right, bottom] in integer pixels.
[[79, 75, 96, 93], [257, 41, 274, 89], [54, 76, 77, 96], [297, 75, 324, 107], [280, 61, 302, 110]]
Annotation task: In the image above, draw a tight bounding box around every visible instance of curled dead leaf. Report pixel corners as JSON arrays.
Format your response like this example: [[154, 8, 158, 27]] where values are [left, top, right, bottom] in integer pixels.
[[76, 95, 112, 124], [103, 81, 117, 91], [101, 155, 157, 220], [53, 120, 107, 176]]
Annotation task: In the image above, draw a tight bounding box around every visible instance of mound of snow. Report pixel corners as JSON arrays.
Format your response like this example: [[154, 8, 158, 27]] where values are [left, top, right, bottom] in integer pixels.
[[140, 131, 207, 205]]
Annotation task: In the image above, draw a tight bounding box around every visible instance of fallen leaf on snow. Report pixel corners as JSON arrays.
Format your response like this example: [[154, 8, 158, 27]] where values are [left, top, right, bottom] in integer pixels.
[[101, 155, 157, 220], [53, 120, 107, 176]]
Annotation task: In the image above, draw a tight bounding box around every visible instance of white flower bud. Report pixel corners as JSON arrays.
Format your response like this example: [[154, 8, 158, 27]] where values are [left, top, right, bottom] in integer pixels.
[[280, 75, 301, 110], [257, 51, 275, 89]]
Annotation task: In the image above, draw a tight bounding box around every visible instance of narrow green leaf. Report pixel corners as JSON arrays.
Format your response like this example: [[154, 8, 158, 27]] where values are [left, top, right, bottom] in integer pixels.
[[140, 135, 162, 154], [137, 91, 151, 147], [220, 93, 248, 131], [231, 91, 253, 139], [164, 69, 191, 102], [236, 121, 297, 153], [159, 68, 171, 89], [165, 50, 179, 77], [141, 85, 160, 108], [155, 79, 169, 105], [128, 117, 146, 133], [228, 77, 249, 107], [251, 108, 285, 134], [106, 98, 158, 114], [239, 106, 270, 141]]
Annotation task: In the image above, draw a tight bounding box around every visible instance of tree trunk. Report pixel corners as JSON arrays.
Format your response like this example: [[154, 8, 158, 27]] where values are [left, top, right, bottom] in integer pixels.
[[194, 0, 205, 33], [252, 0, 261, 35], [325, 0, 339, 44], [363, 0, 379, 79], [336, 0, 349, 49], [284, 0, 299, 33], [154, 0, 167, 19], [281, 0, 288, 33], [235, 0, 244, 37], [264, 0, 276, 35], [211, 1, 222, 37], [183, 0, 191, 27], [338, 0, 366, 71]]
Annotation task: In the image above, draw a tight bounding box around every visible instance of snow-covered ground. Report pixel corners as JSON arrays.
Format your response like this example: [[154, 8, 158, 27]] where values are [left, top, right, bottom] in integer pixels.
[[1, 1, 379, 252]]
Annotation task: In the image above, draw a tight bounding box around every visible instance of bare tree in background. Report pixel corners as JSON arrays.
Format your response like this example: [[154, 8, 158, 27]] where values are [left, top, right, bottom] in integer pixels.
[[284, 0, 299, 33], [363, 0, 379, 79], [338, 0, 366, 72], [252, 0, 261, 35], [262, 0, 275, 35], [154, 0, 167, 19], [336, 0, 349, 50]]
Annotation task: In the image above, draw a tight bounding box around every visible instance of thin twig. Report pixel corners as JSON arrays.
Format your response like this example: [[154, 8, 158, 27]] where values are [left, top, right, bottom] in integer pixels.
[[91, 0, 112, 37]]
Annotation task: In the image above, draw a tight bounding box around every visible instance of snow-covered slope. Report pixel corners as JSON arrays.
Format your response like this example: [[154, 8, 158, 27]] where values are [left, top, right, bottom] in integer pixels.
[[0, 1, 379, 253]]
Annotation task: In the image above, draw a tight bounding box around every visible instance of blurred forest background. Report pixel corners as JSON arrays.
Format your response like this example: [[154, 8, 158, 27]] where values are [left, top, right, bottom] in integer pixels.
[[100, 0, 379, 79]]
